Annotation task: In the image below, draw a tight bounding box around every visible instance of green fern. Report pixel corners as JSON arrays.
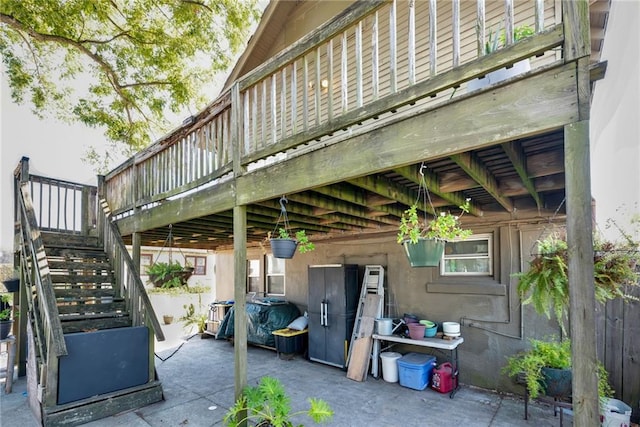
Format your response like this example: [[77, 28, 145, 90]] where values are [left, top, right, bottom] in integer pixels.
[[224, 376, 333, 427], [514, 232, 639, 334]]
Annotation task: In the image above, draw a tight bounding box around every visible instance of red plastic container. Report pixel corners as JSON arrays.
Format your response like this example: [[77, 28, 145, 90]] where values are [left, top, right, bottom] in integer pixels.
[[431, 362, 457, 394]]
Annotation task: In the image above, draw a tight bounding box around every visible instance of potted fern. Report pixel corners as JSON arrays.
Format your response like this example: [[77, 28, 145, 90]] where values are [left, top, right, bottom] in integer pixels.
[[397, 198, 472, 267], [146, 261, 194, 288], [514, 229, 639, 334], [503, 337, 614, 401], [224, 376, 333, 427]]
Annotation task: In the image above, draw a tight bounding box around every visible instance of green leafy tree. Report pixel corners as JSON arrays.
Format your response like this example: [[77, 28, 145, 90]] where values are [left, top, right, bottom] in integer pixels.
[[0, 0, 260, 168]]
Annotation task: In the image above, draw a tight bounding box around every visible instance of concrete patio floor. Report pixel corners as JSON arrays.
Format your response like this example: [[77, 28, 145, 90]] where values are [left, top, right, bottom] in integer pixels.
[[1, 331, 573, 426]]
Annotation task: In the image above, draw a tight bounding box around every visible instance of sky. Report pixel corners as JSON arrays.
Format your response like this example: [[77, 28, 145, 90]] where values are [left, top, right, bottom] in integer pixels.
[[0, 75, 116, 252]]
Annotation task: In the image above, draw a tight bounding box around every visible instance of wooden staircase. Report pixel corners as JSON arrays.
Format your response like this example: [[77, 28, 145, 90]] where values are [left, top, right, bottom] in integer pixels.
[[33, 233, 164, 426], [13, 166, 165, 427], [44, 234, 131, 334]]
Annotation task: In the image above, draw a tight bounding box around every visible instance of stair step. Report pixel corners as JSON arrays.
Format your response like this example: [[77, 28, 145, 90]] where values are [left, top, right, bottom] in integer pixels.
[[43, 380, 163, 426], [57, 300, 126, 315], [46, 247, 108, 259], [50, 274, 115, 284], [55, 288, 116, 299], [61, 316, 132, 333], [48, 260, 113, 271], [41, 232, 100, 248]]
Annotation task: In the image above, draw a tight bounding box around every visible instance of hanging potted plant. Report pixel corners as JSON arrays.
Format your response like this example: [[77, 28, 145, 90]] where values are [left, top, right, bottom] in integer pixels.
[[269, 196, 315, 259], [146, 261, 194, 288], [1, 266, 20, 293], [145, 225, 195, 288], [397, 165, 472, 267], [514, 224, 639, 334]]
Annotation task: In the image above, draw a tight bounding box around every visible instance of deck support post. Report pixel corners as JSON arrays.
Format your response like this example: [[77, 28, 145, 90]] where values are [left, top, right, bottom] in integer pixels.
[[231, 81, 249, 409], [233, 205, 247, 401], [564, 120, 599, 425]]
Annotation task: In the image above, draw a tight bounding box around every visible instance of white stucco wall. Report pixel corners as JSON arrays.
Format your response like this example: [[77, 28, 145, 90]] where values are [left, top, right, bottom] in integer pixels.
[[590, 0, 640, 239]]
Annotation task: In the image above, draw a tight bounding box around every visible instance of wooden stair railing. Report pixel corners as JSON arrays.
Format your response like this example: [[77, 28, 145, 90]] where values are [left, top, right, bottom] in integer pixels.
[[97, 196, 165, 343], [17, 183, 67, 409]]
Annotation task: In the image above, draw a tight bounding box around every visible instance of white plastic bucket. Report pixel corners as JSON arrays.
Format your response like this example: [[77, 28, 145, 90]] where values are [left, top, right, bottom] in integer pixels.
[[380, 352, 402, 383], [600, 398, 631, 427], [376, 318, 393, 335]]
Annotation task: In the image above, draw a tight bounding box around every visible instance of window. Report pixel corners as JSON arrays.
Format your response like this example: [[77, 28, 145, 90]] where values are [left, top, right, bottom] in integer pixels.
[[247, 259, 262, 293], [266, 255, 285, 295], [185, 255, 207, 275], [140, 254, 153, 273], [441, 233, 492, 276]]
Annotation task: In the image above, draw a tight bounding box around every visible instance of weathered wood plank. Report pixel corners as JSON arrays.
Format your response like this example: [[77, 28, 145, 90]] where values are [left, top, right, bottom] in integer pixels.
[[233, 206, 248, 401], [54, 288, 116, 298], [451, 152, 514, 212], [44, 381, 162, 426], [564, 120, 599, 425], [60, 317, 132, 333], [50, 275, 115, 284], [56, 301, 126, 315], [562, 0, 590, 61]]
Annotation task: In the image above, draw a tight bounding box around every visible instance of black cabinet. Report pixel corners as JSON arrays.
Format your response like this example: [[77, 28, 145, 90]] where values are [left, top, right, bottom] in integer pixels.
[[308, 264, 359, 368]]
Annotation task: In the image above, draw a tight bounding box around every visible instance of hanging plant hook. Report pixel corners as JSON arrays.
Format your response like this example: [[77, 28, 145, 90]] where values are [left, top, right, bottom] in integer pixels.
[[272, 195, 292, 239]]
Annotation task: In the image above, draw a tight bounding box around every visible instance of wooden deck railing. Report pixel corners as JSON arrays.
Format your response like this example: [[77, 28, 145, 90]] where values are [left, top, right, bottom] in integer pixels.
[[23, 173, 97, 236], [104, 0, 563, 215]]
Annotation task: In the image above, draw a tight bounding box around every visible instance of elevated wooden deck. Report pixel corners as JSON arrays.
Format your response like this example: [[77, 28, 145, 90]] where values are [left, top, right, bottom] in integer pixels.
[[103, 0, 601, 250]]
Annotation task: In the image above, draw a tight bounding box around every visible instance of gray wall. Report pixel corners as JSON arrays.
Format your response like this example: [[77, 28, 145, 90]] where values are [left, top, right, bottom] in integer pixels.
[[214, 220, 563, 394]]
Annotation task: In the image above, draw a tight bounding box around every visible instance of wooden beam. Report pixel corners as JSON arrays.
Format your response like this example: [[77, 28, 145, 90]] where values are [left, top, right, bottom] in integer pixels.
[[256, 199, 386, 230], [563, 0, 591, 61], [341, 176, 420, 216], [287, 192, 398, 226], [451, 152, 514, 212], [115, 180, 235, 236], [501, 141, 542, 209], [564, 121, 599, 425], [393, 165, 483, 216]]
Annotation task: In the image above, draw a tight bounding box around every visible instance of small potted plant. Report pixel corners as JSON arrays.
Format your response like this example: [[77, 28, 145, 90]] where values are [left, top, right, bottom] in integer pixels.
[[269, 228, 315, 259], [1, 266, 20, 293], [503, 337, 614, 401], [397, 198, 472, 267], [0, 294, 13, 340], [146, 261, 194, 288], [179, 302, 208, 336], [224, 376, 333, 427], [269, 196, 315, 259]]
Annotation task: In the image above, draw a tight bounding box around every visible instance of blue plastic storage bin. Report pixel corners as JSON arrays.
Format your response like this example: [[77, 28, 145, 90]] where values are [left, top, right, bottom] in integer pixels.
[[397, 352, 437, 390]]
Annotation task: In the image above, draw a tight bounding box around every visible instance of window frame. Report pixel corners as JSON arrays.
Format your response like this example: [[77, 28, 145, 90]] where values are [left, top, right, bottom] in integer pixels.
[[266, 255, 285, 296], [185, 255, 207, 275], [440, 233, 493, 277]]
